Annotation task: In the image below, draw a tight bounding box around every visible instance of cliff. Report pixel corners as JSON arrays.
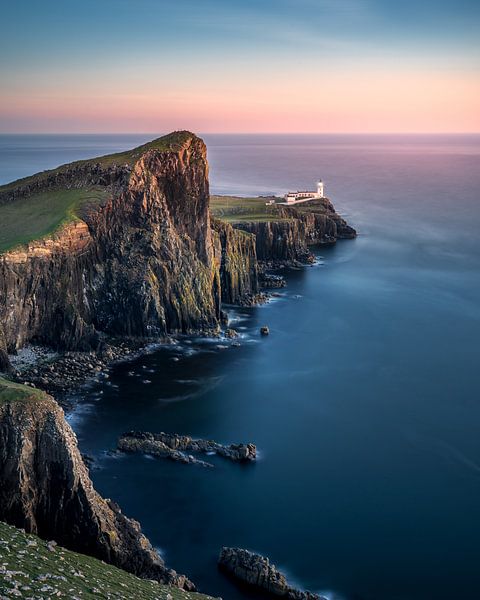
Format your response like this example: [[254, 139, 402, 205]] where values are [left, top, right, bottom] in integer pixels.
[[0, 377, 195, 590], [211, 217, 259, 303], [0, 132, 224, 364], [232, 199, 356, 263]]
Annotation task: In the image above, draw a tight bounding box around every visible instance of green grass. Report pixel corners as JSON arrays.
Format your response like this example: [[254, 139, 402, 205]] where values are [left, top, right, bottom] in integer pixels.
[[0, 520, 218, 599], [0, 377, 45, 405], [210, 195, 290, 223], [0, 131, 199, 254], [0, 187, 108, 254]]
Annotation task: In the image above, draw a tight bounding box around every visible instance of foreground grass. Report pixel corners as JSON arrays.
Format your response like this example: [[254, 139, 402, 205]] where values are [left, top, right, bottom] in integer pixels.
[[0, 377, 46, 405], [210, 195, 290, 223], [0, 520, 218, 600], [0, 187, 108, 253]]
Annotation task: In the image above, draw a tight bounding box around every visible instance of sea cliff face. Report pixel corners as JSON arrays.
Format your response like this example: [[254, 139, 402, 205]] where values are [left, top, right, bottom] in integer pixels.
[[233, 199, 356, 263], [0, 378, 194, 589], [0, 134, 222, 362], [211, 217, 259, 304]]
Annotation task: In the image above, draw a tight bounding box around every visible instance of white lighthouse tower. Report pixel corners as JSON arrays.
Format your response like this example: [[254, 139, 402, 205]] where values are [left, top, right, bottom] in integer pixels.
[[316, 180, 324, 198]]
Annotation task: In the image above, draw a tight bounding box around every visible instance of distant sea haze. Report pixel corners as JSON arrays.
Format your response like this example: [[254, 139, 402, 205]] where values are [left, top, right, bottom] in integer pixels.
[[2, 134, 480, 600]]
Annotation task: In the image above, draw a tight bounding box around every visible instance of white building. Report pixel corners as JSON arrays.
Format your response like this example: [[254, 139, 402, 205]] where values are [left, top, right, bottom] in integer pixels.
[[283, 180, 325, 204]]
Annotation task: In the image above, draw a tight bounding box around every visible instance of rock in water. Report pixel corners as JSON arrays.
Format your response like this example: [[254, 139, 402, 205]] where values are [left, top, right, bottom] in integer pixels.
[[260, 326, 270, 336], [118, 431, 256, 465], [218, 547, 324, 600], [225, 328, 239, 339], [0, 378, 194, 591]]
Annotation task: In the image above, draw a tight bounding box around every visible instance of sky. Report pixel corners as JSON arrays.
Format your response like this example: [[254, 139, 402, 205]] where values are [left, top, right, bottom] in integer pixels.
[[0, 0, 479, 133]]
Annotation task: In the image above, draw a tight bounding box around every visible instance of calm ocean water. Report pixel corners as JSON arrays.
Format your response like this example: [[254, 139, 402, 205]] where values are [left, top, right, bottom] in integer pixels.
[[1, 134, 480, 600]]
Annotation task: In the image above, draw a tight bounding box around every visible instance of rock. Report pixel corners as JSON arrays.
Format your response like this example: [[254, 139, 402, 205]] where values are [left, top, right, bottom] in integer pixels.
[[225, 328, 239, 339], [260, 326, 270, 336], [260, 273, 286, 289], [118, 431, 257, 465], [218, 548, 324, 600], [233, 198, 356, 265]]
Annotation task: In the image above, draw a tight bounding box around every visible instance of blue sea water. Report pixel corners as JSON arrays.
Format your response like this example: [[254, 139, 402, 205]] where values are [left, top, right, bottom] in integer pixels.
[[1, 134, 480, 600]]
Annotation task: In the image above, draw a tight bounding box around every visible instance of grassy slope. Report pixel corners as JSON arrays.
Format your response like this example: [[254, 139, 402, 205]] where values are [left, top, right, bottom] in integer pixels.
[[0, 131, 196, 254], [0, 187, 108, 254], [0, 376, 45, 405], [0, 520, 217, 600], [210, 195, 290, 223]]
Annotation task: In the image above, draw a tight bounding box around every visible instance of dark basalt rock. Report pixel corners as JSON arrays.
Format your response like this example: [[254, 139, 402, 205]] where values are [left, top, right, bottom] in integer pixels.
[[0, 134, 258, 371], [218, 547, 324, 599], [260, 273, 287, 289], [118, 431, 256, 465], [225, 328, 239, 339], [234, 198, 356, 265], [0, 382, 194, 590]]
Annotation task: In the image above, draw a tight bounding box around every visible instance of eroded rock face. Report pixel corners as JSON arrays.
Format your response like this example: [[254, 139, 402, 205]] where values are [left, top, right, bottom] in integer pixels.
[[211, 218, 259, 304], [0, 383, 194, 590], [218, 547, 324, 600], [234, 199, 356, 264], [0, 134, 224, 357], [118, 431, 256, 466]]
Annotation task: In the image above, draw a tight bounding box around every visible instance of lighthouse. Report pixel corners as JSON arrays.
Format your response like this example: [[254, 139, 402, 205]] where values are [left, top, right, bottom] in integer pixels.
[[282, 180, 326, 204], [316, 180, 324, 198]]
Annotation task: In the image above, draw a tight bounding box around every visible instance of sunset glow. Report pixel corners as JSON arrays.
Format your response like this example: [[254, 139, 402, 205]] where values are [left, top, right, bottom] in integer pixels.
[[1, 0, 479, 133]]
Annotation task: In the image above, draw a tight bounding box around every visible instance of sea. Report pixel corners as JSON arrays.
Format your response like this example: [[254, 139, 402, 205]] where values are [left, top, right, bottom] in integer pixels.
[[1, 133, 479, 600]]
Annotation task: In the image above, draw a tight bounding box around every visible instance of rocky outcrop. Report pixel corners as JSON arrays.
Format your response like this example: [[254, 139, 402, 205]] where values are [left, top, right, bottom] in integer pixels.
[[0, 378, 194, 590], [0, 133, 229, 364], [233, 199, 355, 264], [211, 218, 259, 304], [234, 219, 311, 263], [0, 326, 12, 373], [118, 431, 256, 466], [218, 547, 323, 600]]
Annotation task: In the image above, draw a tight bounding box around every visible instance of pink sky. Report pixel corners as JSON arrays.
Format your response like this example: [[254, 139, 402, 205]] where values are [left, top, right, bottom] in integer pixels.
[[2, 64, 479, 133]]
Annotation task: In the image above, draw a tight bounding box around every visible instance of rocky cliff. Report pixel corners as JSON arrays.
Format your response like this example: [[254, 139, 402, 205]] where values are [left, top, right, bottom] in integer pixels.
[[0, 132, 223, 365], [0, 377, 194, 590], [211, 218, 259, 303], [233, 199, 356, 263]]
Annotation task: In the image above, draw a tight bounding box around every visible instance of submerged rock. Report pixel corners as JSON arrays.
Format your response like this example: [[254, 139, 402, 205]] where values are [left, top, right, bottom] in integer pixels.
[[225, 328, 239, 339], [218, 547, 323, 600], [118, 431, 256, 466]]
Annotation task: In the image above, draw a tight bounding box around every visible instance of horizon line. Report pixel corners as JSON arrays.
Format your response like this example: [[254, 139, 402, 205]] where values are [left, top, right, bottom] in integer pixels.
[[1, 131, 480, 136]]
